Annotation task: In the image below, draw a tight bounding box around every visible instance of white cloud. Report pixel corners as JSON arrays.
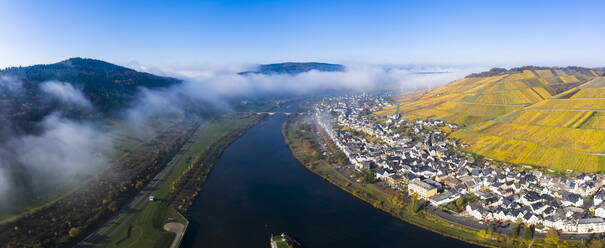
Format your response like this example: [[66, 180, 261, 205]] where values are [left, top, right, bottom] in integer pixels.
[[40, 80, 93, 109], [10, 114, 111, 187], [177, 64, 484, 98], [0, 75, 22, 93], [0, 166, 9, 200]]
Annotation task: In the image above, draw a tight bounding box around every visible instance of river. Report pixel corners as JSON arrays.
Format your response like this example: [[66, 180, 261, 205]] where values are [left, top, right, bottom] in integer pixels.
[[181, 103, 477, 248]]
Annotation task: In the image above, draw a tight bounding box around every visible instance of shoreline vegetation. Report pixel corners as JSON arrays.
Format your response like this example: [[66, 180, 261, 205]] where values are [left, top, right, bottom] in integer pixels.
[[101, 112, 266, 248], [282, 112, 590, 248]]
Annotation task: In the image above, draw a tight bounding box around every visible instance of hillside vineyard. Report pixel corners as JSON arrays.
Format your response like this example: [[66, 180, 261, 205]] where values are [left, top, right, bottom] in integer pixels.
[[378, 67, 605, 172]]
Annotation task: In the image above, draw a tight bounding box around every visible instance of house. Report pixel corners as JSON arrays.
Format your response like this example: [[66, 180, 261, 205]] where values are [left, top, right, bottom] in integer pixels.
[[577, 218, 605, 233], [385, 175, 403, 189], [466, 202, 484, 220], [561, 220, 578, 232], [543, 216, 557, 229], [523, 213, 542, 226], [562, 193, 583, 208], [429, 190, 461, 206], [408, 178, 437, 199], [520, 191, 541, 206], [595, 203, 605, 218], [422, 178, 443, 192], [594, 188, 605, 206], [442, 176, 461, 188]]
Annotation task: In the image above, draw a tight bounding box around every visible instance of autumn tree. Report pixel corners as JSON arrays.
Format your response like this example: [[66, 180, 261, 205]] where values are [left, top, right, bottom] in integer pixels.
[[588, 238, 604, 248], [455, 197, 464, 211], [511, 224, 519, 239], [68, 227, 80, 238], [360, 168, 375, 184], [523, 225, 533, 241], [391, 195, 401, 207], [410, 193, 420, 213], [544, 228, 559, 245]]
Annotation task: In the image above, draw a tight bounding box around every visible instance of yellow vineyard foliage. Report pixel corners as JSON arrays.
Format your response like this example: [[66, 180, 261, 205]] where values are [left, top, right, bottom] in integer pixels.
[[559, 75, 579, 83], [532, 87, 552, 99], [372, 68, 605, 172], [450, 130, 602, 172], [534, 69, 555, 78], [467, 122, 605, 153], [530, 99, 605, 110], [571, 88, 605, 98]]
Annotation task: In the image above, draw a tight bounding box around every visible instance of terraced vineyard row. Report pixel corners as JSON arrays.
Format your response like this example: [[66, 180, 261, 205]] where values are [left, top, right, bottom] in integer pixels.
[[508, 110, 595, 128], [449, 130, 605, 172], [462, 122, 605, 153]]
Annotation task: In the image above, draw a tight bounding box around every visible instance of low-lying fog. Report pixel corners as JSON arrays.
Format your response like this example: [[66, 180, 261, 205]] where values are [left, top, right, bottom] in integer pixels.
[[0, 63, 484, 213]]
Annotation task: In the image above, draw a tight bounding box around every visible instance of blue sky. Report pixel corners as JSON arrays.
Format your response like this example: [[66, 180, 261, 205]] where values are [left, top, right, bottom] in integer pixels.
[[1, 0, 604, 68]]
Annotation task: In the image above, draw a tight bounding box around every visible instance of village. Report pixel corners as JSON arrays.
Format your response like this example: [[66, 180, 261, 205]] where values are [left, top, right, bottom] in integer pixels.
[[313, 94, 605, 235]]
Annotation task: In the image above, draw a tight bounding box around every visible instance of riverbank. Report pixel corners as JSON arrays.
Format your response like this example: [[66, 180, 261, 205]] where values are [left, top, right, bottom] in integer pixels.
[[182, 101, 481, 248], [282, 114, 515, 248], [100, 113, 265, 248]]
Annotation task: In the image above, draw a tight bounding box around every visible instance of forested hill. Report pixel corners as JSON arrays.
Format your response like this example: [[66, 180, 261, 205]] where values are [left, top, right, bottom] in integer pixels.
[[238, 62, 345, 75], [0, 58, 181, 127]]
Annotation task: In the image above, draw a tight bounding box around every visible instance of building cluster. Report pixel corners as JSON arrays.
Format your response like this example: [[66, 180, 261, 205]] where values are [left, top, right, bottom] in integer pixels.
[[314, 94, 605, 234]]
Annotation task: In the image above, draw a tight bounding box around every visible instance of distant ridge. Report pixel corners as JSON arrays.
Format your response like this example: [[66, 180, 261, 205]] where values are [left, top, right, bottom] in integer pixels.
[[238, 62, 345, 75]]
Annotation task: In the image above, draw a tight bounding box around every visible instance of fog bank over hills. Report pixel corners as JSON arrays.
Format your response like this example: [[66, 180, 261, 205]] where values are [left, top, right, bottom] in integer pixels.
[[0, 57, 480, 212], [129, 61, 484, 98]]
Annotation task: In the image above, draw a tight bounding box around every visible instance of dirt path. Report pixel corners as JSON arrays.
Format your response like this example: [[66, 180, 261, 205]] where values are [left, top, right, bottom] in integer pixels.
[[163, 222, 185, 248]]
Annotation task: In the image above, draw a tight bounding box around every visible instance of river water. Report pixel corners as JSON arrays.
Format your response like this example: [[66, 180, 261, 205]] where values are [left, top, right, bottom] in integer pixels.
[[182, 104, 477, 248]]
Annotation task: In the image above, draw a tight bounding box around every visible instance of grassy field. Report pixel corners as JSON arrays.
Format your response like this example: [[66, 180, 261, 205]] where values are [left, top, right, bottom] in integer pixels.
[[102, 114, 264, 248], [104, 203, 178, 248], [378, 68, 605, 172]]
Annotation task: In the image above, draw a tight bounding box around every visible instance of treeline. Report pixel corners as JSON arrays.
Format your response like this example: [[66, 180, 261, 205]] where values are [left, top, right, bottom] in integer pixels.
[[465, 66, 600, 78], [0, 120, 199, 248]]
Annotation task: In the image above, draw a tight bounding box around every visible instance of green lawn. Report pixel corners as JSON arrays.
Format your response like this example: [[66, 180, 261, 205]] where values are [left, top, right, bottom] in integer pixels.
[[104, 202, 177, 248], [274, 239, 290, 248]]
